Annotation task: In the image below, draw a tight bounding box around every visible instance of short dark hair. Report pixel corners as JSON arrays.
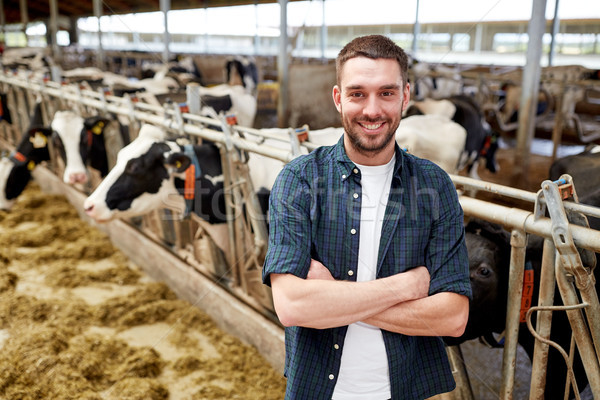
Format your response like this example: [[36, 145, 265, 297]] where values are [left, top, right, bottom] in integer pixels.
[[336, 35, 409, 88]]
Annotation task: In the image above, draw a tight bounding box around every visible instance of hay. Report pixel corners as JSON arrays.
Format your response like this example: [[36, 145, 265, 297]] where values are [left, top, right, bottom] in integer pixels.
[[0, 183, 286, 399]]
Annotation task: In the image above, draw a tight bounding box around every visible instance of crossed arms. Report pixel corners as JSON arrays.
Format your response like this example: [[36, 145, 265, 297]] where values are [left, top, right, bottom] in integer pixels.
[[270, 259, 469, 337]]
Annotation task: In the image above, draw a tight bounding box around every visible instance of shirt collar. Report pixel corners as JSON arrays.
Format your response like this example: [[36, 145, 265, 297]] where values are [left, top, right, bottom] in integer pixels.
[[333, 134, 404, 181]]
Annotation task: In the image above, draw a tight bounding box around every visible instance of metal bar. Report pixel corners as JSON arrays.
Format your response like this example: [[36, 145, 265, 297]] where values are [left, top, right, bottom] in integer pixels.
[[452, 175, 600, 221], [555, 262, 600, 397], [93, 0, 104, 69], [277, 0, 289, 128], [529, 239, 557, 399], [513, 0, 547, 186], [458, 196, 600, 253], [500, 229, 527, 400], [548, 0, 561, 67], [550, 79, 567, 161], [446, 345, 474, 400]]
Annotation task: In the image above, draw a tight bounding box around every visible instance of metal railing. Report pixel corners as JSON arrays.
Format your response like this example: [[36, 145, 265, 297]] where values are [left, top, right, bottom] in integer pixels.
[[1, 71, 599, 400]]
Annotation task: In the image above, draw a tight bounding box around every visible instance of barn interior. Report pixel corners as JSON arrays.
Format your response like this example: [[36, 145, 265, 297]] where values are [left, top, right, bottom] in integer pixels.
[[0, 1, 599, 399]]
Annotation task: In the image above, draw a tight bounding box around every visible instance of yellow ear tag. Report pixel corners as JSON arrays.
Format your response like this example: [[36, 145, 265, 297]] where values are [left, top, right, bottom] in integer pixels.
[[27, 160, 36, 171], [92, 125, 102, 135], [30, 132, 48, 148], [175, 161, 182, 169]]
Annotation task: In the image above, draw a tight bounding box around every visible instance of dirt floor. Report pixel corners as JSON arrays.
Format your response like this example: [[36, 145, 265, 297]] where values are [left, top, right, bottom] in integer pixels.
[[0, 183, 286, 400]]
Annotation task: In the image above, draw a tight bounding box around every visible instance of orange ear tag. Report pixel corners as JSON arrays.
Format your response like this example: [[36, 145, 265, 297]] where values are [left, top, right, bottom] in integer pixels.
[[184, 164, 195, 200]]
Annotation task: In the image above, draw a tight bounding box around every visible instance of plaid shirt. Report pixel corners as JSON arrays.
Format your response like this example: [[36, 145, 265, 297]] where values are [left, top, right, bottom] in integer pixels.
[[263, 136, 472, 400]]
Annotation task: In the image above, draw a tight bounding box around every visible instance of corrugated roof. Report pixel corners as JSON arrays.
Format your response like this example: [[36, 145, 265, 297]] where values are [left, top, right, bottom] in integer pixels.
[[2, 0, 299, 26]]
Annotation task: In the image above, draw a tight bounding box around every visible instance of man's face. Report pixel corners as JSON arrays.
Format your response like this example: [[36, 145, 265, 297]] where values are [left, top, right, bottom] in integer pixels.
[[333, 57, 410, 163]]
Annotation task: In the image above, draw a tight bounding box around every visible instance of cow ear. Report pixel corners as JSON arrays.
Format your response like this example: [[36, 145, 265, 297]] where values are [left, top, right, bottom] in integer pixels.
[[28, 128, 50, 148], [84, 117, 110, 135], [164, 152, 191, 173]]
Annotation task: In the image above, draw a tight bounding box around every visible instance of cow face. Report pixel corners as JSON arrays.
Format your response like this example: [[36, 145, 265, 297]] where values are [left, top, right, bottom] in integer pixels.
[[84, 124, 186, 222], [0, 127, 52, 210], [79, 117, 111, 177], [51, 111, 87, 184], [51, 111, 114, 184]]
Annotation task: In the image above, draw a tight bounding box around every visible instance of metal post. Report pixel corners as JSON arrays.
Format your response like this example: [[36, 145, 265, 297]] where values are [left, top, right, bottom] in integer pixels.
[[93, 0, 104, 69], [254, 2, 260, 55], [555, 264, 600, 397], [49, 0, 60, 58], [160, 0, 171, 64], [548, 0, 560, 66], [500, 229, 527, 399], [529, 238, 557, 399], [412, 0, 420, 56], [0, 0, 4, 41], [320, 0, 327, 61], [512, 0, 546, 189], [19, 0, 28, 45], [277, 0, 289, 128]]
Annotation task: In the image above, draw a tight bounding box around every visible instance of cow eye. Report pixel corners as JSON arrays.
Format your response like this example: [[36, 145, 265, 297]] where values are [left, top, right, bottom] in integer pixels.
[[477, 265, 491, 277]]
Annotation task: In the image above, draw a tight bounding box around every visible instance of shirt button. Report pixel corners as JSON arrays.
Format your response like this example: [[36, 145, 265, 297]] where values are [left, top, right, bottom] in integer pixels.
[[334, 344, 340, 350], [342, 174, 347, 179], [329, 374, 335, 380], [350, 228, 356, 235], [353, 168, 359, 174], [348, 270, 354, 276], [353, 193, 358, 199]]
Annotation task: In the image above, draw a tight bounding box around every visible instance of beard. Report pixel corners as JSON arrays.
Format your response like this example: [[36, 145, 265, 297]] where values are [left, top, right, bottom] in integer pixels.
[[342, 112, 400, 157]]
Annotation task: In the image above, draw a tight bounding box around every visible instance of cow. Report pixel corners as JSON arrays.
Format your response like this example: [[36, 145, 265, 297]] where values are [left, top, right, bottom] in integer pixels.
[[410, 60, 464, 100], [83, 124, 225, 225], [0, 127, 53, 210], [225, 56, 258, 95], [50, 111, 119, 185], [445, 216, 599, 399], [395, 114, 467, 175], [404, 94, 500, 178], [549, 144, 600, 199]]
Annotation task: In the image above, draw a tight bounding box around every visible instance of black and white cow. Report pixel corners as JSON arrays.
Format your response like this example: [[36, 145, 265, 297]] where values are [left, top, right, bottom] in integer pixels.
[[404, 94, 500, 178], [444, 218, 598, 399], [0, 127, 52, 210], [83, 124, 225, 224], [50, 111, 117, 184], [225, 56, 258, 95]]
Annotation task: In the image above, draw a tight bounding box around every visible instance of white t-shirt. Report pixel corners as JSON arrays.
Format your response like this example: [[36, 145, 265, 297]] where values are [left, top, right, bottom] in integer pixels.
[[332, 155, 395, 400]]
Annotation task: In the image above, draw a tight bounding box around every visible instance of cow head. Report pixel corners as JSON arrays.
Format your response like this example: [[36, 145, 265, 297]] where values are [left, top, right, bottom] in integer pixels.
[[79, 116, 111, 177], [83, 124, 182, 222], [51, 111, 112, 184], [0, 127, 52, 210], [443, 219, 511, 346], [225, 56, 258, 95]]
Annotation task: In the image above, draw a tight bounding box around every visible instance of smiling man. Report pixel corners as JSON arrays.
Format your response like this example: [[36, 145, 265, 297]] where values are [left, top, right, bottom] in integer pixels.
[[262, 35, 471, 400]]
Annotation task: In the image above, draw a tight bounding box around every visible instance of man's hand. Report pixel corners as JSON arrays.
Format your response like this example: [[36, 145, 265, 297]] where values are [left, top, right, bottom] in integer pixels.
[[307, 259, 335, 280]]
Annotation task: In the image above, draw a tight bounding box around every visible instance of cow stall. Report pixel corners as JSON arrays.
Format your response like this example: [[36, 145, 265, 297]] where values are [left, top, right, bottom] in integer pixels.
[[1, 70, 600, 400]]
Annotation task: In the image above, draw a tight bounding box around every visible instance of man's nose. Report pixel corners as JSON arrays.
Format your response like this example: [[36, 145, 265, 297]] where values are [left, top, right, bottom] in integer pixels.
[[363, 96, 383, 117]]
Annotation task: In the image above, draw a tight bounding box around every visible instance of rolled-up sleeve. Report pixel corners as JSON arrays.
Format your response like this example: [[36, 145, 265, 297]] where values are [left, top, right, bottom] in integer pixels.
[[426, 172, 472, 299], [262, 165, 313, 287]]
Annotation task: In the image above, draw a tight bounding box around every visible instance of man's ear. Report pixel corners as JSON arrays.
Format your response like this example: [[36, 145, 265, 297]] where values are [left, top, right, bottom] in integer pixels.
[[164, 152, 191, 172], [402, 83, 411, 112], [332, 85, 342, 113]]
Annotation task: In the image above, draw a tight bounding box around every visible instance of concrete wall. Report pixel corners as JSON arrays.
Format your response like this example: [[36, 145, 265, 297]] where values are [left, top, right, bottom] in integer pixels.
[[288, 63, 340, 130]]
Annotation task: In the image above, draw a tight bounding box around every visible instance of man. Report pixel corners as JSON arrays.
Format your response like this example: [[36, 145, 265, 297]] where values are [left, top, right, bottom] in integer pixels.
[[262, 35, 471, 400]]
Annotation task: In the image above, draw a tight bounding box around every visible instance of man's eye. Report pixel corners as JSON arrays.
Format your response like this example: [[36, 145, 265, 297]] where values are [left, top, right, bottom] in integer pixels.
[[381, 91, 394, 97], [349, 92, 364, 98]]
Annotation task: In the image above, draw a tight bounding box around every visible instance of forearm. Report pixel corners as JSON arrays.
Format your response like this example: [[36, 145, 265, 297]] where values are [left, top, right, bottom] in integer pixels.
[[271, 270, 427, 329], [362, 292, 469, 337]]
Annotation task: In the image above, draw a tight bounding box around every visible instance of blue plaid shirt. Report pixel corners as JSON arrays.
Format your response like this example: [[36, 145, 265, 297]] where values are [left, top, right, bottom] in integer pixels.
[[263, 136, 471, 400]]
